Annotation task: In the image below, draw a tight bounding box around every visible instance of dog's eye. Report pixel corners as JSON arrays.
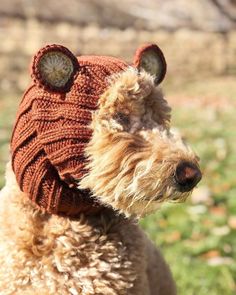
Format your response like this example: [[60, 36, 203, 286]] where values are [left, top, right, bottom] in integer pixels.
[[113, 112, 130, 127]]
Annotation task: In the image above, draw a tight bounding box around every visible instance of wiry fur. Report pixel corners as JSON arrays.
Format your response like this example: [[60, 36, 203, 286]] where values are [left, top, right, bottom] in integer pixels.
[[80, 69, 199, 216], [0, 164, 176, 295]]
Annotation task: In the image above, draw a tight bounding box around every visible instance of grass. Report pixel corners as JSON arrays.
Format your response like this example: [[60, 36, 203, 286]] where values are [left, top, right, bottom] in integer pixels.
[[142, 76, 236, 294], [0, 76, 236, 294]]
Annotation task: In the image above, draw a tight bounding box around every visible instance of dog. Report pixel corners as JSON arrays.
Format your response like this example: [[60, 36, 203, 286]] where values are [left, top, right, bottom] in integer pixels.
[[0, 43, 201, 294]]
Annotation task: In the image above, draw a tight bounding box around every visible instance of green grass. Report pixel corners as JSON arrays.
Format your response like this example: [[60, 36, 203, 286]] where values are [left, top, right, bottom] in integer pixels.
[[142, 76, 236, 294], [0, 77, 236, 294]]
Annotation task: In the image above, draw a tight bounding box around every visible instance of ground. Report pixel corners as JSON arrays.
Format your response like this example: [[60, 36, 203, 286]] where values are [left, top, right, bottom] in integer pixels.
[[0, 75, 236, 294]]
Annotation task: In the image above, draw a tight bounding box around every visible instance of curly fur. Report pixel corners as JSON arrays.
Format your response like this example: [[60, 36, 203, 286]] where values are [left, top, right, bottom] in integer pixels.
[[0, 164, 176, 295]]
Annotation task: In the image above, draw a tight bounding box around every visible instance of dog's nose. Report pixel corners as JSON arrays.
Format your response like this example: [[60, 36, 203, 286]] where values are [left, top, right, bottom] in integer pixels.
[[175, 161, 202, 192]]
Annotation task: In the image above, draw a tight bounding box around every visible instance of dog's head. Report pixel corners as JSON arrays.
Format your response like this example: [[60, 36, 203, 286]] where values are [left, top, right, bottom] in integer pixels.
[[11, 44, 201, 217]]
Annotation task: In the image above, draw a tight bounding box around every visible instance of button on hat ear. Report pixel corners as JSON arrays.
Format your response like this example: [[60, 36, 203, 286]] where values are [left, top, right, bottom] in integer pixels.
[[31, 44, 79, 92], [133, 44, 167, 85]]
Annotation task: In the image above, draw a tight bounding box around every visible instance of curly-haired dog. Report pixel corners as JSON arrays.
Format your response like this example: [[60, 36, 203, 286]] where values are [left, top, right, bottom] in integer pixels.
[[0, 44, 201, 294]]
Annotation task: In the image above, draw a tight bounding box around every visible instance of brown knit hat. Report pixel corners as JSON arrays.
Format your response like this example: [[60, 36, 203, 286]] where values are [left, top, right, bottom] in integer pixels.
[[11, 43, 166, 216]]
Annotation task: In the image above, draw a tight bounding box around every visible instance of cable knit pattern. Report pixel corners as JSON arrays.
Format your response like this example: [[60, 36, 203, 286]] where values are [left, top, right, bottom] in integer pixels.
[[11, 53, 128, 216]]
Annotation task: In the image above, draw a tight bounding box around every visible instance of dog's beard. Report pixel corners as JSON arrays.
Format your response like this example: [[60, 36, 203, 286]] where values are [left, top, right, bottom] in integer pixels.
[[78, 128, 196, 217]]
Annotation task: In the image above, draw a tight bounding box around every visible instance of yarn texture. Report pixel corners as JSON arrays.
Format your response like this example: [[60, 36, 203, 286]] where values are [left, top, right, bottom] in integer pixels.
[[11, 45, 128, 216]]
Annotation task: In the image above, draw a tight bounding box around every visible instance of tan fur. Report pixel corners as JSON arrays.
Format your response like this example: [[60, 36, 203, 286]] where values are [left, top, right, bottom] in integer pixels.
[[0, 68, 200, 294], [0, 164, 176, 295], [80, 69, 199, 216]]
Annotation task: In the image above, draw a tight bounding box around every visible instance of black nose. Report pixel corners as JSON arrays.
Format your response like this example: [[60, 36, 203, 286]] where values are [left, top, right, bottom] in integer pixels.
[[175, 161, 202, 192]]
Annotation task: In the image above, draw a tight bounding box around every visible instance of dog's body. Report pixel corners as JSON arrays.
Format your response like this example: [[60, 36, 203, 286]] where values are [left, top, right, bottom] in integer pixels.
[[0, 44, 201, 294], [0, 166, 176, 295]]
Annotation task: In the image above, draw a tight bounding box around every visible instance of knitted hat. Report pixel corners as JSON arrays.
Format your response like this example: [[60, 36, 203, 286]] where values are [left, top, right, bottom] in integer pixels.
[[11, 43, 166, 216]]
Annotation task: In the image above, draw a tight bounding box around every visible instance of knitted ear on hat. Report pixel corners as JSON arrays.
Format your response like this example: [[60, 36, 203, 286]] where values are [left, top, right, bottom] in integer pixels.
[[133, 44, 167, 85], [31, 44, 79, 92]]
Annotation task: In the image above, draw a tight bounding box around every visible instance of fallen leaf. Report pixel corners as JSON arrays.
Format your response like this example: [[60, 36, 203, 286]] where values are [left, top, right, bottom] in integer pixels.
[[159, 219, 168, 228], [202, 250, 220, 259], [228, 216, 236, 229], [165, 231, 181, 243], [203, 219, 214, 226], [210, 206, 227, 216]]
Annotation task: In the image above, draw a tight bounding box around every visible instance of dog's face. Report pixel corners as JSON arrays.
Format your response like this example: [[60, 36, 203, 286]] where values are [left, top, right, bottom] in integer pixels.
[[13, 43, 201, 217], [79, 49, 201, 217]]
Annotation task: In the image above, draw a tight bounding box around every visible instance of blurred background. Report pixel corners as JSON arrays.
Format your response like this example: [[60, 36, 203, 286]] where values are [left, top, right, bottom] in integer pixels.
[[0, 0, 236, 294]]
